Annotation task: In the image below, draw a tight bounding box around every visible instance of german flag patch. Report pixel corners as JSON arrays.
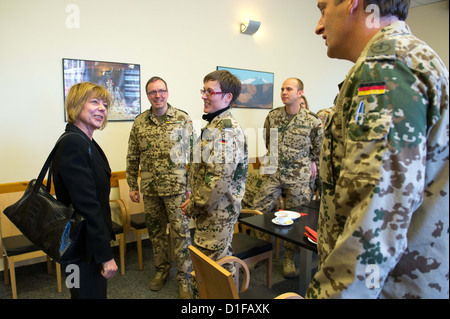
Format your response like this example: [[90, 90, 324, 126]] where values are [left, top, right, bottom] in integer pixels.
[[358, 82, 386, 96]]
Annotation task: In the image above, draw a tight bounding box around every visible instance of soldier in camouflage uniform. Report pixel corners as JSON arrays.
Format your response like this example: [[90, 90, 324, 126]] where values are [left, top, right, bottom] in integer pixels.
[[253, 78, 323, 277], [316, 107, 333, 127], [307, 0, 449, 298], [181, 70, 248, 281], [126, 76, 193, 299], [313, 106, 334, 196]]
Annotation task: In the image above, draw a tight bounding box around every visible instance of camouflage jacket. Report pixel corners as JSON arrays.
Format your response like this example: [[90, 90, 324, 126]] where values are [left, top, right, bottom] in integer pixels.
[[186, 110, 248, 250], [126, 104, 193, 196], [307, 22, 449, 299], [316, 107, 333, 125], [261, 106, 323, 183]]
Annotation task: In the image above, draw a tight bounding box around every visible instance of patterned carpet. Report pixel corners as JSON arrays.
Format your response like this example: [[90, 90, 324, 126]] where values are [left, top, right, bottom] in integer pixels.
[[1, 237, 317, 300]]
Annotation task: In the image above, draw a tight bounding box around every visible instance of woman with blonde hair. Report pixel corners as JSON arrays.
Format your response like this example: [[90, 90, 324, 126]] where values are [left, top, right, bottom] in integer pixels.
[[52, 82, 117, 299]]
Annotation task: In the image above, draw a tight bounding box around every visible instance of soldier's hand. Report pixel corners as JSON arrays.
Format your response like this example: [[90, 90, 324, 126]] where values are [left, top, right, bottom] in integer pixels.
[[311, 162, 317, 180], [129, 191, 140, 203], [180, 199, 191, 218]]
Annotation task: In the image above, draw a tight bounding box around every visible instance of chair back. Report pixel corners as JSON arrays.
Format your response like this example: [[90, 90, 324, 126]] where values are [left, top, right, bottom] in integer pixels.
[[235, 209, 263, 234], [0, 191, 25, 238], [118, 178, 145, 229], [189, 245, 239, 299], [1, 191, 30, 269], [118, 178, 144, 212], [109, 199, 127, 228]]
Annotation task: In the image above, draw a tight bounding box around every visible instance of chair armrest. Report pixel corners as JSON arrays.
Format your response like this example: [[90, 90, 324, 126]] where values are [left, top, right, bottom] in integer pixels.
[[275, 292, 304, 299], [217, 255, 250, 293], [240, 209, 263, 216]]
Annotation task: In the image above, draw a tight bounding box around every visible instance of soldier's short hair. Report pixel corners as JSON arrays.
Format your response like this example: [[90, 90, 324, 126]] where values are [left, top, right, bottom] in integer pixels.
[[146, 76, 168, 93], [204, 70, 242, 107], [334, 0, 410, 21], [289, 78, 304, 91], [65, 82, 111, 130]]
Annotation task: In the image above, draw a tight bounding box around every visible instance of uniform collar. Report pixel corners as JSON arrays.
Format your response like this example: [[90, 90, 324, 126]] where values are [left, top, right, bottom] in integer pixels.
[[202, 106, 230, 123], [147, 103, 175, 124], [282, 105, 306, 123], [205, 108, 232, 128], [378, 21, 411, 38]]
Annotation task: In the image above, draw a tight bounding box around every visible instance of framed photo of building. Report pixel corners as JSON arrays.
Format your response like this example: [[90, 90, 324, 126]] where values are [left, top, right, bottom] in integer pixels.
[[62, 58, 141, 121], [217, 66, 274, 109]]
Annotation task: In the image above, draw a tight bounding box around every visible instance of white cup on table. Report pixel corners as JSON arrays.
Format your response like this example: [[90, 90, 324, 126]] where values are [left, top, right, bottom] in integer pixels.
[[277, 213, 290, 225]]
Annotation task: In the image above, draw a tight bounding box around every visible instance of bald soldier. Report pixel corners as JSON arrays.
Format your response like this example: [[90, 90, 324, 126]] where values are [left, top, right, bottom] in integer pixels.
[[252, 78, 323, 277]]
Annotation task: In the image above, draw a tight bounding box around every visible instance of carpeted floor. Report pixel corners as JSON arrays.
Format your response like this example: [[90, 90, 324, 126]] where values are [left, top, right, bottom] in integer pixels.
[[0, 237, 317, 300]]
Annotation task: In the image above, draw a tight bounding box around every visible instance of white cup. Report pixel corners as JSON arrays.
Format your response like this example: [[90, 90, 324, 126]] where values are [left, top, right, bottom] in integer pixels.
[[277, 213, 290, 225]]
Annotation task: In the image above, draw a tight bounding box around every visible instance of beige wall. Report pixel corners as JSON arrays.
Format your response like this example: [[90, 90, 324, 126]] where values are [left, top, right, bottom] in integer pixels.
[[408, 1, 449, 68], [0, 0, 448, 184]]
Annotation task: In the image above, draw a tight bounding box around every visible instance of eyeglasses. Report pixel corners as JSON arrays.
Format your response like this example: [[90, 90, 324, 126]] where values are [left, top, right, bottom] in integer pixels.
[[147, 89, 168, 96], [200, 89, 227, 96]]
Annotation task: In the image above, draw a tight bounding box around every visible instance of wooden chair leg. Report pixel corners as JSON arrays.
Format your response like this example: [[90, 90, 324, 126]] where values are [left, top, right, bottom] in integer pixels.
[[119, 233, 125, 275], [3, 256, 9, 285], [8, 258, 17, 299], [56, 262, 62, 293], [46, 256, 52, 274]]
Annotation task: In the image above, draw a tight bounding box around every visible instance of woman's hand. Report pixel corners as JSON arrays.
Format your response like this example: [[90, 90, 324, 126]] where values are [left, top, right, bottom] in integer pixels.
[[101, 258, 118, 279]]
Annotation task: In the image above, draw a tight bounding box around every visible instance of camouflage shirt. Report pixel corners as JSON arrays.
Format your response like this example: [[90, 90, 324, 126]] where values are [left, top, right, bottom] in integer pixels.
[[307, 22, 449, 299], [261, 106, 323, 182], [126, 104, 193, 196], [186, 110, 248, 250]]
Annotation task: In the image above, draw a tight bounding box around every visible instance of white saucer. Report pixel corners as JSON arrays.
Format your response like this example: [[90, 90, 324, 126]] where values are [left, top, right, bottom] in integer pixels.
[[307, 237, 317, 245], [275, 211, 301, 219], [272, 217, 293, 226]]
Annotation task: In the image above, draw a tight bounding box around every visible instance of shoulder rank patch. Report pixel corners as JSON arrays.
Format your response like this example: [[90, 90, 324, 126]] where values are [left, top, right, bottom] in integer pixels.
[[358, 82, 386, 96], [222, 119, 232, 129], [367, 39, 396, 59]]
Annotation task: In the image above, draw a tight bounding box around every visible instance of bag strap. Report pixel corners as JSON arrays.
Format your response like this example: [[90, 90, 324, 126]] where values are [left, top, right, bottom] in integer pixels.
[[33, 132, 91, 193]]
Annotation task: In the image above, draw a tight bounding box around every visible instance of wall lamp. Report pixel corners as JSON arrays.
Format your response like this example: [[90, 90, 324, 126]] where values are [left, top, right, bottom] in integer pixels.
[[240, 20, 261, 35]]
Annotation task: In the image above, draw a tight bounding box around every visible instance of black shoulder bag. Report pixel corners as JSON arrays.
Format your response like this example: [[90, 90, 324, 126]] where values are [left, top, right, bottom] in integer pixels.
[[3, 133, 88, 264]]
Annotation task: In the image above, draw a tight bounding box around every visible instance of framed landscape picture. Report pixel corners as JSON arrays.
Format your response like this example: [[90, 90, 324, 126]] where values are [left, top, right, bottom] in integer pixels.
[[217, 66, 274, 109], [63, 58, 141, 121]]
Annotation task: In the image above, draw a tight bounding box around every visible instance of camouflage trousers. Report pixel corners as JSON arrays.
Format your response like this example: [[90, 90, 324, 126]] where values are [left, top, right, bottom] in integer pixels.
[[252, 171, 311, 255], [143, 194, 192, 283]]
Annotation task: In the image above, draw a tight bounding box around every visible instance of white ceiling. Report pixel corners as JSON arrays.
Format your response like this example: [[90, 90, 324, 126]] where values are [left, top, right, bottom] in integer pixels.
[[410, 0, 446, 8]]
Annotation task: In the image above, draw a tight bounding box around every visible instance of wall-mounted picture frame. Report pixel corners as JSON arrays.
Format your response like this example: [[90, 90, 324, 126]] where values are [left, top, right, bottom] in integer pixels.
[[217, 66, 274, 109], [62, 58, 141, 121]]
